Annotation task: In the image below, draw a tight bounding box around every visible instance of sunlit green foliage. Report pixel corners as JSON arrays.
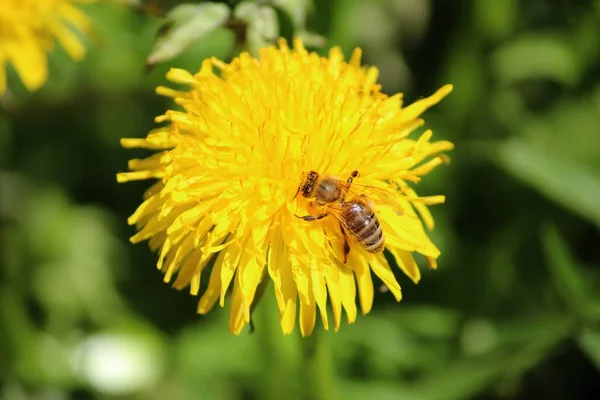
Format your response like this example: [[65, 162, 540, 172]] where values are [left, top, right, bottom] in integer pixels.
[[1, 0, 599, 399]]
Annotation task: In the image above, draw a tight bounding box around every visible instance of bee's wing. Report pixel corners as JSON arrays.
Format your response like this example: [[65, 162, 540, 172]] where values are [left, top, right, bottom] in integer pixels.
[[344, 181, 405, 214]]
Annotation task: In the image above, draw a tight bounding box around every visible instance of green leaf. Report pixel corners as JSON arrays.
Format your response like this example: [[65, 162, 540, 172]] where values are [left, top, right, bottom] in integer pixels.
[[339, 380, 420, 400], [333, 309, 459, 374], [491, 35, 579, 86], [541, 224, 600, 321], [493, 314, 574, 348], [147, 3, 231, 66], [542, 225, 588, 312], [392, 306, 460, 340], [410, 360, 505, 400], [295, 30, 327, 48], [495, 137, 600, 228], [272, 0, 312, 29], [233, 2, 279, 56], [409, 316, 572, 400], [116, 0, 185, 16], [578, 328, 600, 371], [473, 0, 518, 42]]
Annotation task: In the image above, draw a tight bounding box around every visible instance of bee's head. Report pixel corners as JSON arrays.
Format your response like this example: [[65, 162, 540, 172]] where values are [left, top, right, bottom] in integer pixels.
[[294, 170, 319, 199]]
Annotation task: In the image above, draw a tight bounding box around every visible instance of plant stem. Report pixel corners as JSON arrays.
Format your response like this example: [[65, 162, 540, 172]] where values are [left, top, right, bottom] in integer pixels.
[[303, 328, 338, 400], [256, 284, 299, 400]]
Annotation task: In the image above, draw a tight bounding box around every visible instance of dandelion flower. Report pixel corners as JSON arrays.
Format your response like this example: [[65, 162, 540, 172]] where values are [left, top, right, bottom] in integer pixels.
[[0, 0, 94, 95], [118, 39, 453, 336]]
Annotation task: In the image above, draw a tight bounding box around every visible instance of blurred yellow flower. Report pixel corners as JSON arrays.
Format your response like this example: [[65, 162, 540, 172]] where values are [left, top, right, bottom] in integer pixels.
[[0, 0, 94, 95], [118, 39, 453, 336]]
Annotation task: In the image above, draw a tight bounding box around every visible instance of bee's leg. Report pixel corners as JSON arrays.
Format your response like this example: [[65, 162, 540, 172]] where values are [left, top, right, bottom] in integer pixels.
[[346, 170, 360, 185], [340, 223, 351, 264], [294, 213, 329, 221]]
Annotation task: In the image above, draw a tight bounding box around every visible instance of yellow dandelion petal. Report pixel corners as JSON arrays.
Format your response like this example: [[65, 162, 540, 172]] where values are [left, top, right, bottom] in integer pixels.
[[0, 0, 94, 94], [351, 254, 374, 315], [197, 249, 225, 314], [299, 295, 317, 337], [267, 224, 298, 334], [410, 156, 445, 177], [325, 270, 343, 331], [229, 276, 247, 334], [388, 246, 421, 284], [326, 263, 358, 330], [172, 247, 202, 290], [368, 253, 402, 301], [310, 261, 330, 331], [119, 38, 453, 335]]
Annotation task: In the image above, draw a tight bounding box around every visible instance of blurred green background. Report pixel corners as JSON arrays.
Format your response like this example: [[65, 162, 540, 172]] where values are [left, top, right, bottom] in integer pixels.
[[2, 0, 600, 399]]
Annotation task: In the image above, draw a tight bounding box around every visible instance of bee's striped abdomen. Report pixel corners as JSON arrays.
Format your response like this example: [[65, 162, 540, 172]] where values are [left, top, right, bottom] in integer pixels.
[[341, 201, 385, 253]]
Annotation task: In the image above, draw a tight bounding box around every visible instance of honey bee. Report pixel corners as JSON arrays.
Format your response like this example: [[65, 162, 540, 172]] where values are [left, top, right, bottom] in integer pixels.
[[293, 170, 385, 263]]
